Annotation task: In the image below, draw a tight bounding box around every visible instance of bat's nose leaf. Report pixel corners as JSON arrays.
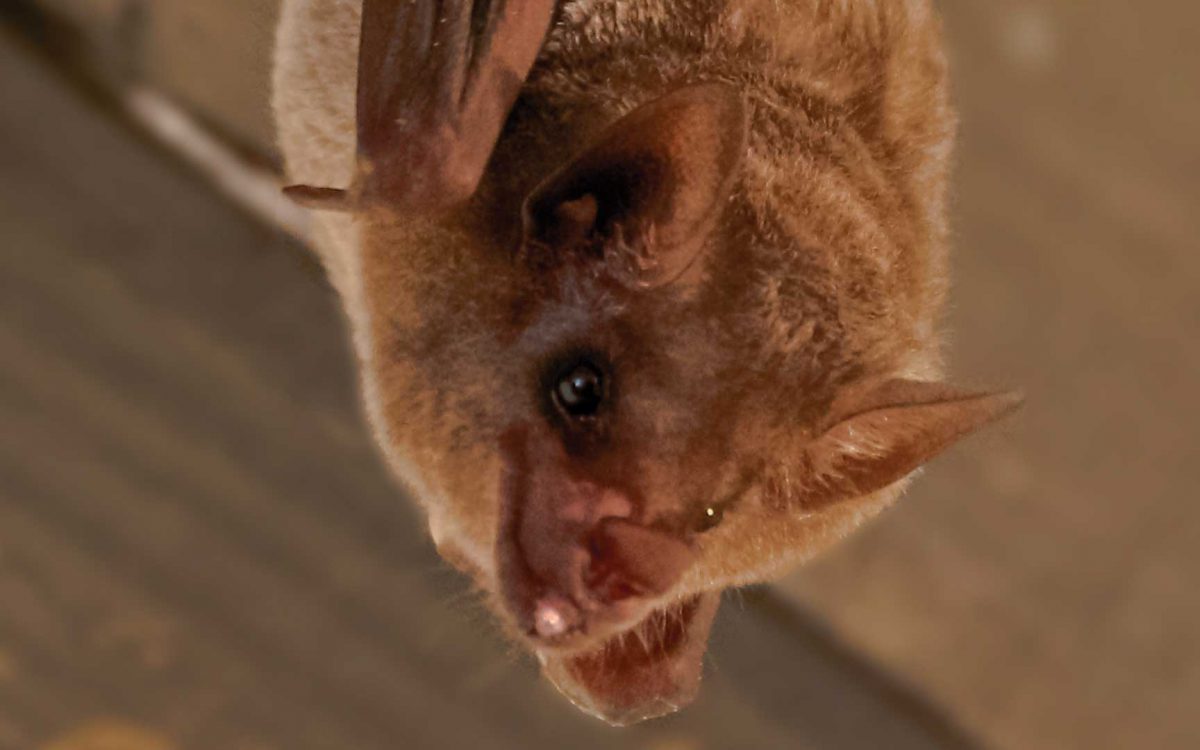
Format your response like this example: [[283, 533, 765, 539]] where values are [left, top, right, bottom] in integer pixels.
[[587, 518, 695, 602]]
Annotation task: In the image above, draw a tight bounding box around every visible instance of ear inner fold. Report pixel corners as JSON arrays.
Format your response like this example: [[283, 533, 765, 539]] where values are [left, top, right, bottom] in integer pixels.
[[522, 83, 750, 287]]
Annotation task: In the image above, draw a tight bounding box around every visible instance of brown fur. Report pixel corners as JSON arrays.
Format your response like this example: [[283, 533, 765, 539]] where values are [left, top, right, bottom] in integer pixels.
[[273, 0, 1018, 725]]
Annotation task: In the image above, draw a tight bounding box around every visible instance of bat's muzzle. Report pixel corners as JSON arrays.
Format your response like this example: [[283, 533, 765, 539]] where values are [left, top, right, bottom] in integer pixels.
[[496, 424, 696, 651]]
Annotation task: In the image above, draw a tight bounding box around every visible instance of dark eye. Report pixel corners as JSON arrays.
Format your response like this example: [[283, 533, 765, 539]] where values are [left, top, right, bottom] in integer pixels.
[[696, 472, 753, 533], [697, 504, 725, 533], [553, 362, 605, 418]]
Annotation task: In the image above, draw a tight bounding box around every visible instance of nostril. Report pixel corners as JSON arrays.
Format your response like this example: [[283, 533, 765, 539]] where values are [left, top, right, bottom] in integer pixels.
[[585, 536, 647, 602], [585, 518, 695, 603], [595, 575, 641, 603]]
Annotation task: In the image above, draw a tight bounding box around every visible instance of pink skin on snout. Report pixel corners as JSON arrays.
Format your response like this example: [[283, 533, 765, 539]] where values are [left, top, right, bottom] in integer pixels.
[[531, 488, 631, 639], [498, 425, 696, 650]]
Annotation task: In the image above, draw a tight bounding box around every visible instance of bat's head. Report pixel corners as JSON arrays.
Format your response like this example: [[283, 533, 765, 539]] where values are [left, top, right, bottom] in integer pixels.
[[335, 83, 1021, 725], [275, 0, 1017, 724]]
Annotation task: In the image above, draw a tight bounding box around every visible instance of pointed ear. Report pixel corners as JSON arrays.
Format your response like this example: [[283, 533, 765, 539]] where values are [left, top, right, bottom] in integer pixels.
[[798, 380, 1024, 509], [522, 83, 749, 287], [284, 0, 555, 213]]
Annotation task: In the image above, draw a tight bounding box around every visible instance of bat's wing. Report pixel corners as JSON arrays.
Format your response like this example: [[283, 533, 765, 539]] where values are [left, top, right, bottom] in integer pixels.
[[286, 0, 556, 213]]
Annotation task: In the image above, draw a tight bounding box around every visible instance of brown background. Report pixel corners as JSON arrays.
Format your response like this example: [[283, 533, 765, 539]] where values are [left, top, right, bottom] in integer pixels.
[[1, 1, 1197, 748]]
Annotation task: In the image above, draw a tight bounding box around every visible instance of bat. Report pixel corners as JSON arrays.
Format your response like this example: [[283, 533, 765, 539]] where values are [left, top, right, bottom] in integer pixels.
[[272, 0, 1021, 725]]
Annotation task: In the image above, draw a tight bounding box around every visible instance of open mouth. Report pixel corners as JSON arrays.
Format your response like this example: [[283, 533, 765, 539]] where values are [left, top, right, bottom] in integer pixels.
[[539, 591, 722, 726], [495, 424, 723, 724]]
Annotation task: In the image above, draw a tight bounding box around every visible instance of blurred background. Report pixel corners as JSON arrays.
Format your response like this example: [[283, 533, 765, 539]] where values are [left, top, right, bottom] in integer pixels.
[[0, 1, 1196, 749]]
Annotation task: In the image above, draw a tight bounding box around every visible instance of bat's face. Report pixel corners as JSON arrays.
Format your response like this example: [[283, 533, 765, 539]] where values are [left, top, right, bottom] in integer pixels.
[[350, 86, 1019, 725], [275, 0, 1014, 726], [362, 219, 806, 725]]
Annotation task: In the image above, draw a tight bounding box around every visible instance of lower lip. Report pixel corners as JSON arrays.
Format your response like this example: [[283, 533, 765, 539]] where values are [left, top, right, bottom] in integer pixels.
[[540, 594, 702, 665]]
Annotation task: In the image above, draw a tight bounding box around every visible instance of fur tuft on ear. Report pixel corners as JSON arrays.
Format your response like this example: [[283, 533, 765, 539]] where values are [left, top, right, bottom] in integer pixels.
[[780, 379, 1023, 511], [522, 83, 749, 287]]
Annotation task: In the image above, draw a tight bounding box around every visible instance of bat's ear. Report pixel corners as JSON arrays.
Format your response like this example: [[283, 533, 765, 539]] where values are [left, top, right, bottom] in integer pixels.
[[284, 0, 556, 214], [795, 379, 1024, 510], [522, 83, 749, 287]]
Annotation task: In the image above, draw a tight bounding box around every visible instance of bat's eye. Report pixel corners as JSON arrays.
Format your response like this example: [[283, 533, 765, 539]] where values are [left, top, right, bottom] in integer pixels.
[[697, 504, 725, 532], [554, 362, 605, 418]]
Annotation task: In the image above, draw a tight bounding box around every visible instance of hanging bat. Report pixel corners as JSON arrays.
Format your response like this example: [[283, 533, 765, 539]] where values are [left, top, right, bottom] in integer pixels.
[[272, 0, 1020, 725]]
